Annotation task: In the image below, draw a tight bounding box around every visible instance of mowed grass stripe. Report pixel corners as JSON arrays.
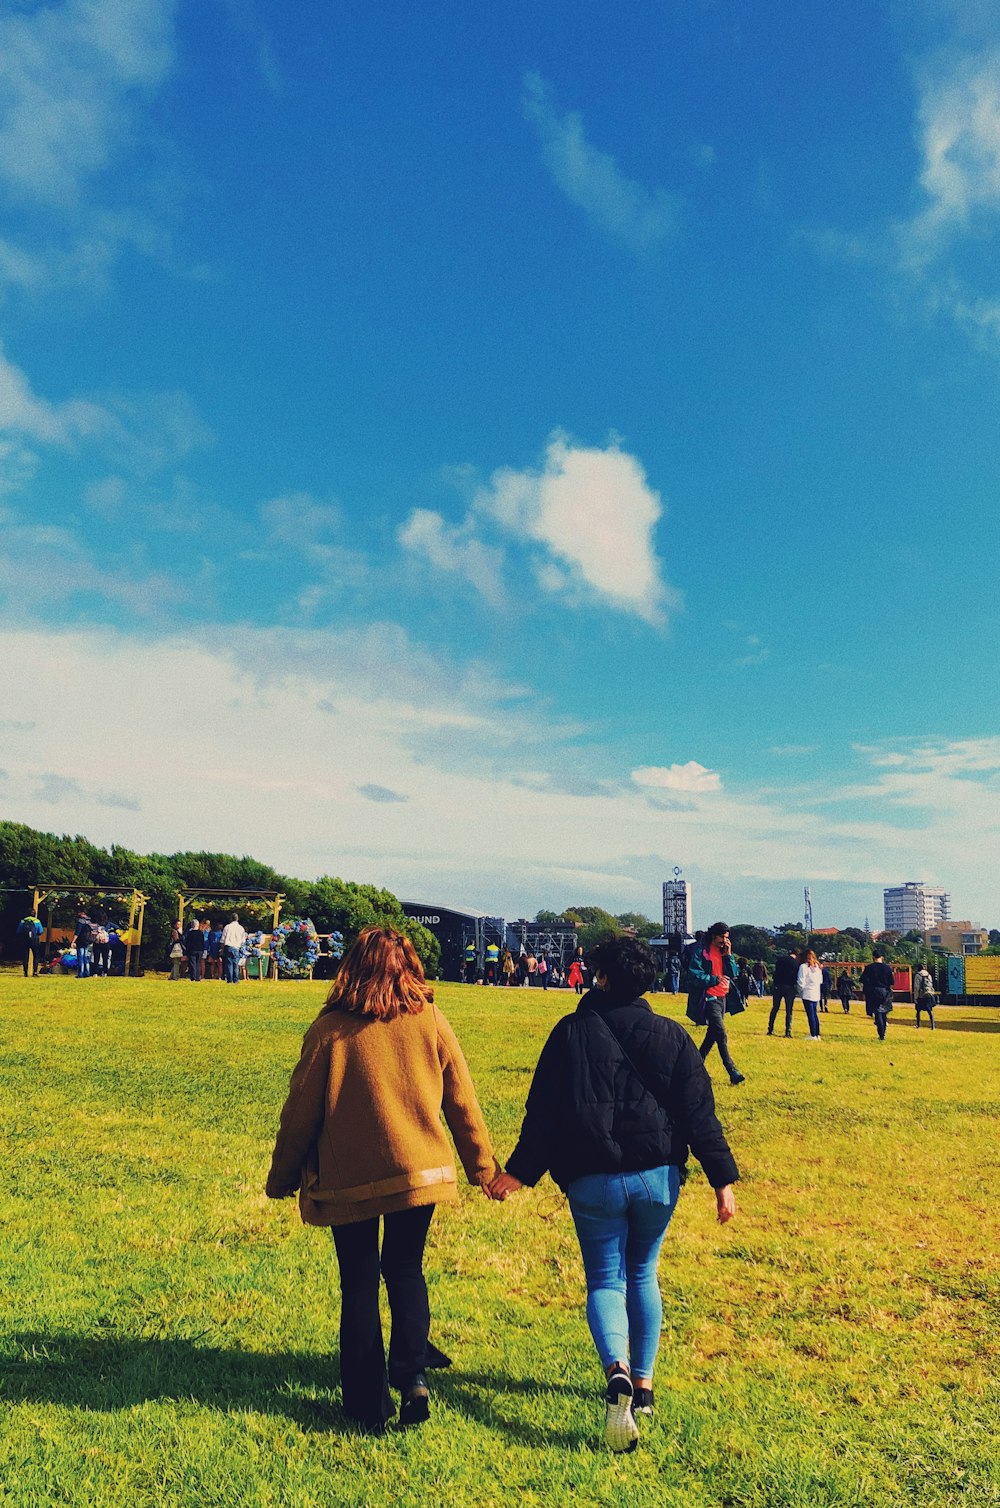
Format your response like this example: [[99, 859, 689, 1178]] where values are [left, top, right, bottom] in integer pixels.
[[0, 975, 996, 1507]]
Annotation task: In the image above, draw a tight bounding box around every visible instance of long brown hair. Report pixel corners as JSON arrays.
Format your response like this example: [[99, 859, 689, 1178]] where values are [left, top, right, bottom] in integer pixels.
[[323, 927, 433, 1020], [801, 949, 819, 969]]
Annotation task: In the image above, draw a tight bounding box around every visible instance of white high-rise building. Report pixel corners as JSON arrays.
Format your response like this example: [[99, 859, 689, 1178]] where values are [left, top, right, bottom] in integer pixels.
[[883, 882, 951, 933], [662, 879, 693, 937]]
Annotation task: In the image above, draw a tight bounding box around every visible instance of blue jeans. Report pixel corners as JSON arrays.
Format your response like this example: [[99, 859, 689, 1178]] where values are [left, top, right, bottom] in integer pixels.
[[567, 1165, 681, 1379], [76, 945, 91, 978], [222, 946, 241, 983], [803, 999, 820, 1036]]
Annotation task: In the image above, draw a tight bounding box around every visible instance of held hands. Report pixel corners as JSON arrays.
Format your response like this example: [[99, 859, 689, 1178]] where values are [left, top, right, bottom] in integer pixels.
[[716, 1185, 736, 1224], [485, 1170, 524, 1201]]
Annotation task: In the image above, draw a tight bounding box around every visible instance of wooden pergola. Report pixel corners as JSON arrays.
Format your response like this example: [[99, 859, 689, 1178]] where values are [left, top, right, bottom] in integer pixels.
[[29, 884, 150, 977], [175, 887, 284, 929], [175, 888, 285, 981]]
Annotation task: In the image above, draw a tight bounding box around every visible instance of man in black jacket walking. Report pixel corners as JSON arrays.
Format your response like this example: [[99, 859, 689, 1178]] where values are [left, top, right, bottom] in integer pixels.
[[489, 937, 738, 1453], [861, 949, 895, 1040], [768, 948, 799, 1036]]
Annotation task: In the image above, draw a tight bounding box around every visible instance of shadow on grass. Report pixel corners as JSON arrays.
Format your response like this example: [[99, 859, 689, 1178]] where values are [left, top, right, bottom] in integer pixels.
[[437, 1368, 596, 1450], [929, 1017, 1000, 1033], [0, 1333, 347, 1434], [0, 1335, 592, 1448]]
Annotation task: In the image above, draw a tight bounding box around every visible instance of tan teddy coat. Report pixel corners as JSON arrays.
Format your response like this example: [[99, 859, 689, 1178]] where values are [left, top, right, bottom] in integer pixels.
[[266, 1001, 499, 1226]]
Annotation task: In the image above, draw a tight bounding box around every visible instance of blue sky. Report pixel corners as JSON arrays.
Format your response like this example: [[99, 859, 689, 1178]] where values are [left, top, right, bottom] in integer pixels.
[[2, 0, 999, 928]]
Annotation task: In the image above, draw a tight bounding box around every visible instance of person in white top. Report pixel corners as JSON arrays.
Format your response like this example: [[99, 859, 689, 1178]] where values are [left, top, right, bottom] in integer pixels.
[[220, 913, 248, 985], [796, 950, 824, 1040]]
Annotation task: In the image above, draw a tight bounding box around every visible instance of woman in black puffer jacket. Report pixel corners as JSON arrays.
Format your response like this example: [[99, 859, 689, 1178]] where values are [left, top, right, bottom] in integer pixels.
[[490, 936, 739, 1453]]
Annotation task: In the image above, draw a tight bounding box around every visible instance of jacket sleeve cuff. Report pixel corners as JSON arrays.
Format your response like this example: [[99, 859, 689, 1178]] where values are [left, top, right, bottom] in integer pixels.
[[504, 1148, 543, 1187], [702, 1154, 740, 1188]]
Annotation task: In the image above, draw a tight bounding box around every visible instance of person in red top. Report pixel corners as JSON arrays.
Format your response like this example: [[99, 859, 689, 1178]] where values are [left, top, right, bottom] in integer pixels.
[[686, 922, 746, 1086]]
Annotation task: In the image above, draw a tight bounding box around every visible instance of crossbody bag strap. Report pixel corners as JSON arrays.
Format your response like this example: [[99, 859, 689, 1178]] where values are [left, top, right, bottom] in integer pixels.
[[594, 1011, 663, 1105]]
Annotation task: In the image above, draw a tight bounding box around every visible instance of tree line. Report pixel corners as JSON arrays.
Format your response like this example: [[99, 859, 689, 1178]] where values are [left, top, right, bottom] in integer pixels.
[[0, 820, 439, 975]]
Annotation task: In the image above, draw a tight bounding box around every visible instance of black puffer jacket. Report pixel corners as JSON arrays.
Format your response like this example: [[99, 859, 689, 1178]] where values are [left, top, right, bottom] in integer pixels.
[[505, 990, 739, 1192]]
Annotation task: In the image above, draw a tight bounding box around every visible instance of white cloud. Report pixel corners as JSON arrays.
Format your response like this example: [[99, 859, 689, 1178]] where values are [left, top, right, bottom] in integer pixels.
[[770, 744, 819, 757], [4, 625, 1000, 921], [0, 0, 178, 296], [0, 345, 212, 505], [0, 0, 175, 208], [631, 762, 722, 794], [401, 435, 677, 626], [903, 47, 1000, 260], [0, 342, 111, 446], [0, 238, 46, 291], [882, 27, 1000, 346], [0, 506, 185, 617], [397, 507, 507, 608], [523, 73, 679, 253], [734, 633, 769, 668]]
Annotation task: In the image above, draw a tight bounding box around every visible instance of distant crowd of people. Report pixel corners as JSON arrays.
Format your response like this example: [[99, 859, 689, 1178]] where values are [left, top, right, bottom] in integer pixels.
[[168, 914, 251, 984], [680, 925, 940, 1086], [15, 911, 129, 977], [467, 942, 592, 992], [14, 909, 258, 982]]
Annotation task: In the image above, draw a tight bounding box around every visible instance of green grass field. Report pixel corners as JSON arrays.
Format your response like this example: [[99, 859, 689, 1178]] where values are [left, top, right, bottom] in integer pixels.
[[0, 973, 996, 1507]]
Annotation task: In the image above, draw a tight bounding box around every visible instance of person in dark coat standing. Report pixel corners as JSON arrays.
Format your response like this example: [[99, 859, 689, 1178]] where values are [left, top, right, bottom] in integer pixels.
[[819, 965, 833, 1013], [184, 916, 206, 982], [836, 969, 854, 1013], [860, 949, 895, 1041], [74, 913, 93, 979], [489, 936, 738, 1454], [768, 947, 800, 1036]]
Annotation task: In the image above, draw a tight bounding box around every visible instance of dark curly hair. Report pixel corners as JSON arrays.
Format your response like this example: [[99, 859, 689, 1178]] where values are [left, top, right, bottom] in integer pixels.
[[587, 936, 657, 1000]]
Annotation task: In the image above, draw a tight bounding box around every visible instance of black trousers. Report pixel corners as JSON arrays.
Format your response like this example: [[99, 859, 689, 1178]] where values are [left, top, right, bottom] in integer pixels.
[[872, 1006, 890, 1040], [331, 1204, 434, 1428], [700, 998, 738, 1076], [769, 991, 795, 1033]]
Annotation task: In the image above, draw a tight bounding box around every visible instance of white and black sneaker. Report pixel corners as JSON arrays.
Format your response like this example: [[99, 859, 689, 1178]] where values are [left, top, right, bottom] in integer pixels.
[[604, 1366, 638, 1453], [632, 1387, 654, 1418]]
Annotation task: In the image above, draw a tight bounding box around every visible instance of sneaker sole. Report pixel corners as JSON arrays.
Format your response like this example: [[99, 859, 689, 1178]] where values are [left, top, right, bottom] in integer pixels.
[[606, 1396, 639, 1452]]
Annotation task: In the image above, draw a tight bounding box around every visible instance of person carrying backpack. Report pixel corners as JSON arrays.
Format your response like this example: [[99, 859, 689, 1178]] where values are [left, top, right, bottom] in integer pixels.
[[16, 915, 43, 977], [913, 965, 937, 1030]]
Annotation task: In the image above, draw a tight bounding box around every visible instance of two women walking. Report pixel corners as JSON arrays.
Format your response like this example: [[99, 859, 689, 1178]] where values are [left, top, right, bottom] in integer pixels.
[[267, 929, 739, 1450]]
